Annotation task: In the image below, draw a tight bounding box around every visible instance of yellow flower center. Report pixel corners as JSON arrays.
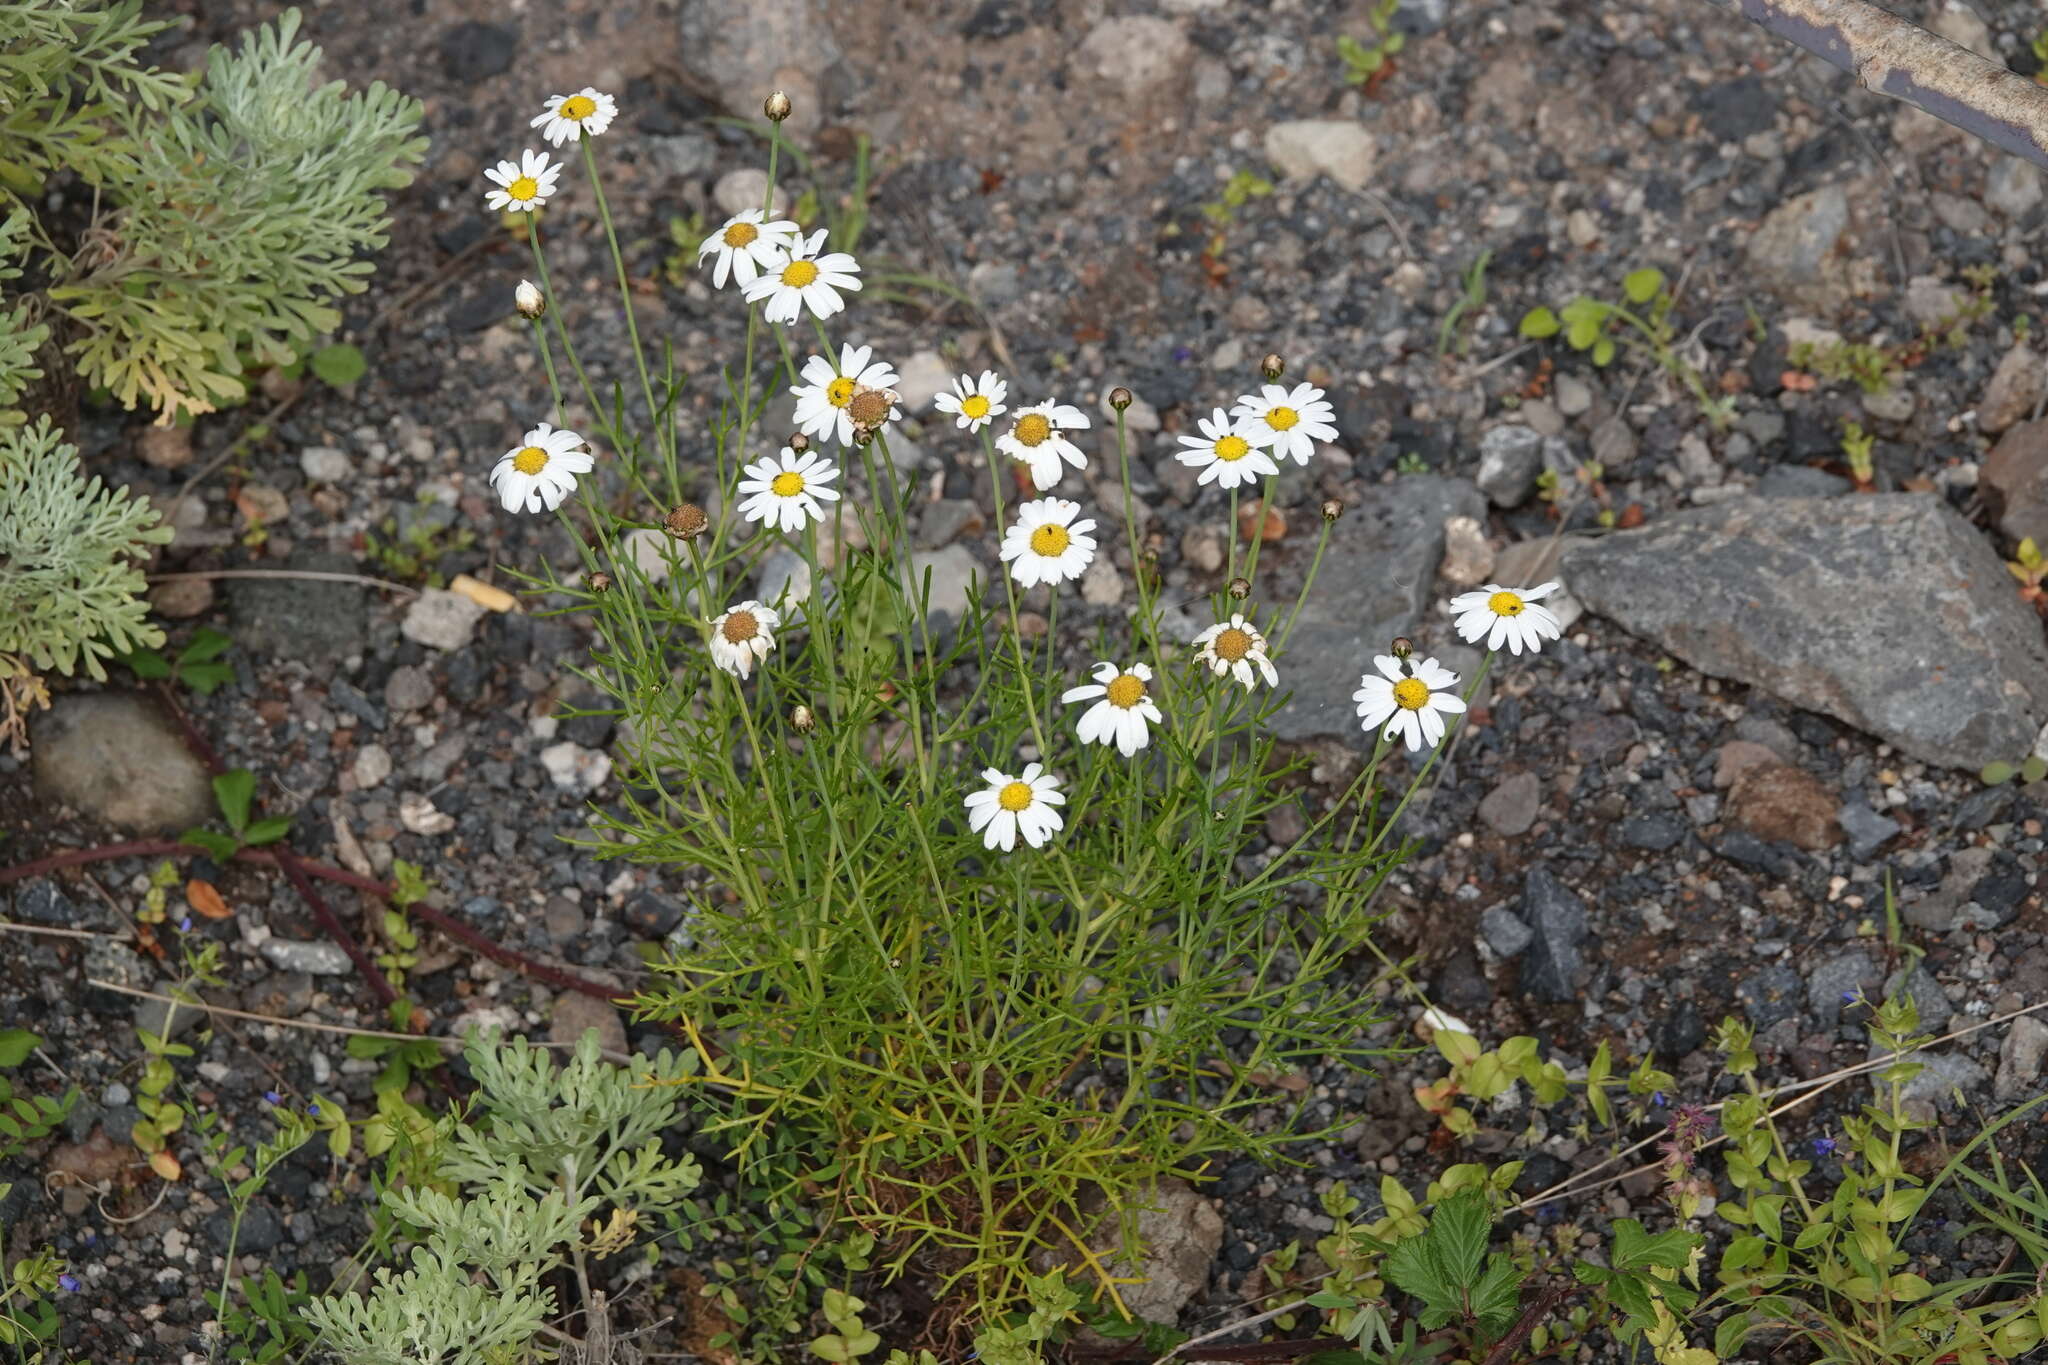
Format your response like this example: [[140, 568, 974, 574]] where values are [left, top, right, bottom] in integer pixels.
[[998, 780, 1035, 812], [1029, 523, 1071, 557], [781, 259, 820, 288], [962, 394, 991, 420], [723, 220, 760, 247], [1213, 434, 1251, 462], [1265, 405, 1300, 432], [507, 175, 540, 202], [1488, 590, 1525, 616], [1213, 627, 1253, 662], [1105, 673, 1146, 709], [561, 94, 598, 121], [512, 446, 549, 475], [1014, 413, 1052, 447], [1392, 677, 1430, 710], [771, 471, 805, 497], [721, 610, 759, 644], [826, 376, 857, 408]]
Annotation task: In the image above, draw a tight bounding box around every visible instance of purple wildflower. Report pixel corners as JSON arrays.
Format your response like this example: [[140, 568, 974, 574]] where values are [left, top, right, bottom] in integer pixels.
[[262, 1091, 281, 1105], [59, 1274, 80, 1292]]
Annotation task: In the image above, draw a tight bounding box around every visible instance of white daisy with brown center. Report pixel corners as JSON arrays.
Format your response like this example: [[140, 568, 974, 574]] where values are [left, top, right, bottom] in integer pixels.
[[962, 762, 1065, 852], [1062, 661, 1163, 757], [698, 209, 801, 289], [1192, 614, 1279, 690], [708, 601, 780, 679], [996, 400, 1091, 490], [1353, 654, 1466, 752], [999, 497, 1097, 588], [488, 423, 593, 514], [792, 344, 900, 448]]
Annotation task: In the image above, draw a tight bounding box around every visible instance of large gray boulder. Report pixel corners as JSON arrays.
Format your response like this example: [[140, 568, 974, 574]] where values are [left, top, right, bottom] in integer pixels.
[[1561, 495, 2048, 769]]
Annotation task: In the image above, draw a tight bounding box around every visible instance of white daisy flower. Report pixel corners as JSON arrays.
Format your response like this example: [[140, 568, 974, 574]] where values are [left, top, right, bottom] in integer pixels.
[[792, 344, 900, 448], [531, 87, 617, 147], [962, 762, 1066, 852], [1192, 614, 1280, 690], [488, 423, 593, 514], [708, 601, 780, 679], [996, 401, 1091, 490], [1174, 407, 1281, 490], [1231, 382, 1340, 465], [934, 370, 1008, 433], [1062, 661, 1163, 757], [740, 228, 862, 325], [999, 497, 1097, 588], [736, 446, 842, 533], [1353, 654, 1467, 753], [1448, 582, 1565, 656], [482, 149, 562, 213], [697, 209, 801, 290]]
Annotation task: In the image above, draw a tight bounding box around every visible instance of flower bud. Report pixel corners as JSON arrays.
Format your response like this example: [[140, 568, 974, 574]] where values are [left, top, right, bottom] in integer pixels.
[[787, 432, 810, 454], [764, 90, 793, 123], [791, 704, 816, 733], [1390, 636, 1414, 660], [1321, 497, 1343, 522], [664, 502, 709, 540], [1261, 352, 1285, 381], [1108, 386, 1133, 411], [588, 571, 612, 594], [1227, 576, 1251, 601], [515, 279, 546, 320]]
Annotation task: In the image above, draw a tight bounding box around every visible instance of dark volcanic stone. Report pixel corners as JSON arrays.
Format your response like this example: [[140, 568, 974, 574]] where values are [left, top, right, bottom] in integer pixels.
[[1520, 867, 1590, 1004], [1736, 964, 1806, 1029], [1692, 75, 1779, 143], [439, 21, 517, 82]]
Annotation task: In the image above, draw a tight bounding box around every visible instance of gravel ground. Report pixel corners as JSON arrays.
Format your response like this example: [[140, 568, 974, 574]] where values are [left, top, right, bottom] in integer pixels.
[[6, 0, 2048, 1358]]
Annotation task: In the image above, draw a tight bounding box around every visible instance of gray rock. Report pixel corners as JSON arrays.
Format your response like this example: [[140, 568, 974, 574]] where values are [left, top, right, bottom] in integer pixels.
[[1590, 417, 1639, 471], [1894, 1050, 1986, 1109], [227, 551, 366, 664], [902, 545, 985, 625], [645, 133, 717, 184], [1561, 496, 2048, 769], [11, 880, 77, 926], [1268, 475, 1485, 740], [401, 589, 487, 652], [1736, 964, 1806, 1028], [1554, 374, 1593, 417], [298, 446, 350, 482], [1806, 950, 1878, 1030], [1478, 771, 1541, 836], [1744, 186, 1854, 312], [1884, 963, 1952, 1034], [677, 0, 843, 133], [540, 741, 611, 796], [30, 694, 214, 833], [1977, 344, 2043, 435], [1520, 867, 1589, 1003], [1837, 801, 1900, 859], [550, 992, 629, 1058], [1755, 465, 1849, 498], [1479, 904, 1534, 959], [259, 938, 355, 977], [1475, 426, 1543, 507], [713, 168, 788, 219], [1995, 1016, 2048, 1101], [1987, 156, 2043, 220], [754, 547, 814, 608], [1983, 418, 2048, 545], [1263, 120, 1377, 193], [1076, 17, 1192, 100], [383, 665, 434, 714], [894, 350, 953, 412], [1079, 1180, 1222, 1326]]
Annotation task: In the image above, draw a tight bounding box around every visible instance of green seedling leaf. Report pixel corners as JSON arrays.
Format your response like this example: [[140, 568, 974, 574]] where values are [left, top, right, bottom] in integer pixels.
[[1519, 306, 1560, 339], [1592, 336, 1616, 367], [0, 1029, 38, 1068], [178, 660, 235, 695], [177, 627, 232, 665], [212, 769, 256, 833], [179, 828, 240, 862], [1622, 267, 1664, 304], [2023, 756, 2047, 783], [121, 648, 172, 680], [242, 815, 293, 847], [1981, 761, 2016, 785], [309, 343, 366, 388]]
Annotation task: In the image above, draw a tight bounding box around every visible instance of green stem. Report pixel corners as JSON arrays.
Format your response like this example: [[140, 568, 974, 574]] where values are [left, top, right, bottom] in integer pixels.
[[578, 137, 676, 503]]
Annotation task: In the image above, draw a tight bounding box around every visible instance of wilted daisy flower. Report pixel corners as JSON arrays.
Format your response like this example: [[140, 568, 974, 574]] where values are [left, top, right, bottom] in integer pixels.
[[708, 601, 780, 679], [1062, 661, 1163, 757], [962, 763, 1065, 852], [1000, 497, 1097, 588], [531, 87, 617, 146], [997, 400, 1091, 490], [1448, 582, 1564, 656], [737, 446, 842, 533], [698, 209, 801, 289], [1353, 654, 1467, 752], [793, 344, 900, 447], [1193, 614, 1279, 689], [489, 423, 592, 514], [741, 228, 862, 325], [482, 149, 561, 213], [1232, 382, 1340, 465], [934, 370, 1008, 433], [1175, 407, 1280, 490]]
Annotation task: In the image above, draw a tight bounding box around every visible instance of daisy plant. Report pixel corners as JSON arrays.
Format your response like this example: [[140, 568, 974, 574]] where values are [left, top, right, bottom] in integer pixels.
[[483, 87, 1559, 1351]]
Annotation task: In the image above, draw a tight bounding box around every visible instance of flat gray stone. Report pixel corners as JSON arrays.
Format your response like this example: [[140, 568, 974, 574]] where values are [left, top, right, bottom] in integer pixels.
[[30, 693, 214, 833], [1561, 495, 2048, 769], [401, 588, 486, 652], [1520, 866, 1589, 1003], [1269, 475, 1485, 740], [1263, 119, 1377, 193], [1995, 1016, 2048, 1102], [226, 551, 366, 665], [1745, 186, 1855, 312], [678, 0, 843, 134]]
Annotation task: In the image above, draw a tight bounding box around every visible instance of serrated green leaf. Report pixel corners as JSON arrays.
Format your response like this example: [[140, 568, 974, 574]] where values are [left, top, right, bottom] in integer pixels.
[[1470, 1256, 1524, 1339], [179, 660, 235, 696], [1612, 1219, 1698, 1272], [243, 815, 293, 846], [179, 828, 240, 862], [178, 627, 233, 665]]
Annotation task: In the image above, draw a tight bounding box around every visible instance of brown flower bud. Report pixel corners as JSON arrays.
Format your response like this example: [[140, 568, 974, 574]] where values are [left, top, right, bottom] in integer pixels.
[[764, 90, 793, 123], [1227, 576, 1251, 600], [514, 279, 546, 320], [1321, 497, 1343, 523], [664, 502, 709, 540], [791, 704, 816, 733], [588, 571, 612, 594], [1261, 352, 1285, 381], [1108, 385, 1133, 411], [1390, 636, 1414, 659], [787, 431, 811, 454]]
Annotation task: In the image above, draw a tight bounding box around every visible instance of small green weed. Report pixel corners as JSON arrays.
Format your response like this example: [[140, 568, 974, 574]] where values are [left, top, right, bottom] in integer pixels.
[[1336, 2, 1406, 88], [362, 511, 476, 588], [1520, 267, 1734, 428]]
